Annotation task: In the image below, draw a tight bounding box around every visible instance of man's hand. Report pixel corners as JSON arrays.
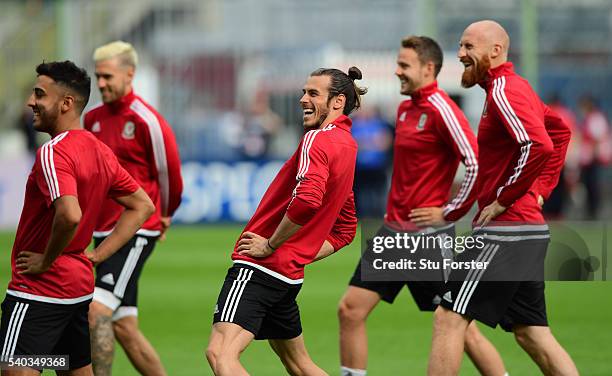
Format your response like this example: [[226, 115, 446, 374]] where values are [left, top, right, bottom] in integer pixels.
[[16, 251, 51, 275], [409, 207, 446, 227], [237, 231, 275, 258], [476, 200, 507, 227], [537, 195, 544, 207], [85, 249, 100, 265], [159, 216, 172, 242]]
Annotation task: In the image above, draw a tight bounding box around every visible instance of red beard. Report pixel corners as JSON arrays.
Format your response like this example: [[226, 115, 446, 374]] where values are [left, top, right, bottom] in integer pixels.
[[461, 55, 491, 88]]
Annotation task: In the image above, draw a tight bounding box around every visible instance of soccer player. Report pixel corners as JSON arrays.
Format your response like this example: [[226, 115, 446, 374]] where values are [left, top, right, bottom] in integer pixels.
[[428, 20, 578, 376], [206, 67, 366, 376], [0, 61, 154, 376], [338, 36, 506, 376], [84, 41, 183, 376]]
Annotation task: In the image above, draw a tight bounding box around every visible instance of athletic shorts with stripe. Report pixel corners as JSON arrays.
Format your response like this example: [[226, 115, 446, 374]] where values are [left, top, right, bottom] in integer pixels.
[[349, 225, 455, 311], [213, 265, 302, 340], [93, 235, 157, 320], [0, 295, 91, 370], [439, 225, 549, 331]]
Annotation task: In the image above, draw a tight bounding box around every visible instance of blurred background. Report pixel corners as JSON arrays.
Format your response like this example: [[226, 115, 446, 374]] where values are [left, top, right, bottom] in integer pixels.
[[0, 0, 611, 227], [0, 2, 611, 375]]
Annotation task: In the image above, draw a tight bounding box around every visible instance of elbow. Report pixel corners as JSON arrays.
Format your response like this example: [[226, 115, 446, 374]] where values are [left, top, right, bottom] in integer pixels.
[[539, 139, 554, 157], [59, 209, 82, 229], [286, 196, 321, 225], [143, 198, 156, 219]]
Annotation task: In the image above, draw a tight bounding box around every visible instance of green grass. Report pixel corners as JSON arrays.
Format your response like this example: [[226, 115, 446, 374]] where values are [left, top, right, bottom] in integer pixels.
[[0, 226, 610, 375]]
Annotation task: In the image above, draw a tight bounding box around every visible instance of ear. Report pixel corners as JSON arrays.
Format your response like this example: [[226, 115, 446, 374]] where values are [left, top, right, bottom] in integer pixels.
[[61, 94, 75, 113], [332, 93, 346, 111], [424, 61, 436, 78], [490, 43, 503, 59], [126, 66, 135, 82]]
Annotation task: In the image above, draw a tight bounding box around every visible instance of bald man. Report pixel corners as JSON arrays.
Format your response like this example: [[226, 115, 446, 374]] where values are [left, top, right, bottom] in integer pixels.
[[427, 21, 578, 375]]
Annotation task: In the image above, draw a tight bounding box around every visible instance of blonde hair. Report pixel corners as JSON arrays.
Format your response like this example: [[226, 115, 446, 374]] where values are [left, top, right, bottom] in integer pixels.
[[93, 41, 138, 68]]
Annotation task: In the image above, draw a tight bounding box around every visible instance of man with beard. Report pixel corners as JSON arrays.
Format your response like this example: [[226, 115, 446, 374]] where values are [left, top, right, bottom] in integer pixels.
[[0, 61, 154, 376], [84, 41, 183, 376], [206, 67, 365, 376], [428, 20, 578, 376], [338, 36, 506, 376]]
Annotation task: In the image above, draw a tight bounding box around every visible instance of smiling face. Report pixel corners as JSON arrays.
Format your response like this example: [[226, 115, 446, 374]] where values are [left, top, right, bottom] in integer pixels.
[[457, 25, 495, 88], [395, 47, 430, 95], [27, 75, 63, 133], [300, 75, 334, 130], [95, 56, 134, 104]]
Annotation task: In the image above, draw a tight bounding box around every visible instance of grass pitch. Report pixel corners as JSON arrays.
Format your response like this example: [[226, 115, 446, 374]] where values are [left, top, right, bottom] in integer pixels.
[[0, 225, 610, 375]]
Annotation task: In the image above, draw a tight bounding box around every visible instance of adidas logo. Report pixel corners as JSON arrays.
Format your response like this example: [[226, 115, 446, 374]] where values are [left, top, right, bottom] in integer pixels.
[[432, 294, 442, 305], [101, 273, 115, 286], [443, 291, 453, 303], [214, 304, 219, 314]]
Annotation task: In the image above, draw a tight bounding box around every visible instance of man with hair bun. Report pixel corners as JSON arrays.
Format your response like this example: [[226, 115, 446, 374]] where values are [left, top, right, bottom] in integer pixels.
[[84, 41, 183, 376], [206, 67, 365, 375], [338, 35, 507, 376]]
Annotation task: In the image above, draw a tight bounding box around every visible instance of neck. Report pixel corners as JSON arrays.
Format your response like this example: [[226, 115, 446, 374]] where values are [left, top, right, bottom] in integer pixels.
[[319, 110, 343, 129], [489, 57, 507, 69], [49, 116, 80, 138]]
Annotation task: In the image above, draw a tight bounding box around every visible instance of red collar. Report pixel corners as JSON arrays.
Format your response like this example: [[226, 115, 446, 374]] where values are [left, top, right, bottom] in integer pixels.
[[480, 62, 515, 89], [329, 114, 352, 132], [106, 90, 136, 112], [410, 81, 438, 102]]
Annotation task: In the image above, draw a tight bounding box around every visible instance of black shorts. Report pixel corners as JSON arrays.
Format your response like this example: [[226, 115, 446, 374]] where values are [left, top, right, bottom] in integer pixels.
[[213, 264, 302, 340], [0, 295, 91, 370], [439, 225, 550, 331], [349, 225, 454, 311], [93, 235, 157, 317]]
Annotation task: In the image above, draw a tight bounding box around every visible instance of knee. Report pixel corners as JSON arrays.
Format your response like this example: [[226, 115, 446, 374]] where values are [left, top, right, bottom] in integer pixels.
[[88, 302, 112, 328], [464, 324, 483, 350], [205, 343, 220, 366], [514, 325, 542, 350], [113, 319, 138, 345], [337, 298, 368, 326], [433, 306, 467, 332]]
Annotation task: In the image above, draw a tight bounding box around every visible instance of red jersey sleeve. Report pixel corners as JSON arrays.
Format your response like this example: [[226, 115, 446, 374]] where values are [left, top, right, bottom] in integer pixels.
[[429, 95, 479, 221], [286, 130, 329, 225], [490, 77, 554, 207], [145, 115, 183, 217], [35, 138, 78, 207], [109, 161, 140, 198], [326, 191, 357, 251], [535, 105, 572, 200]]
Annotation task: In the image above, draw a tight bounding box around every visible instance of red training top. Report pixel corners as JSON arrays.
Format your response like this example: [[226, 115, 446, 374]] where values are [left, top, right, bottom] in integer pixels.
[[475, 62, 570, 224], [84, 91, 183, 236], [232, 115, 358, 283], [8, 130, 139, 303], [385, 81, 478, 231]]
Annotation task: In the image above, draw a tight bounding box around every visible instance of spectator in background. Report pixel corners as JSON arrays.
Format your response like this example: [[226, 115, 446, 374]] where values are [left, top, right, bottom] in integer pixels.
[[351, 106, 393, 217], [240, 89, 283, 159], [543, 94, 579, 219], [578, 95, 611, 219]]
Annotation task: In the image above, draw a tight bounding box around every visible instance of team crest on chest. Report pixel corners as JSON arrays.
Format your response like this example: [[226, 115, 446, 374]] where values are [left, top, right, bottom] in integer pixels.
[[417, 113, 427, 131], [91, 121, 101, 132], [122, 121, 136, 139]]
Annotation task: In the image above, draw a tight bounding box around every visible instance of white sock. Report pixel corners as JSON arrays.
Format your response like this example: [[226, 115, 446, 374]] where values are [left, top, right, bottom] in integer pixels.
[[341, 366, 367, 376]]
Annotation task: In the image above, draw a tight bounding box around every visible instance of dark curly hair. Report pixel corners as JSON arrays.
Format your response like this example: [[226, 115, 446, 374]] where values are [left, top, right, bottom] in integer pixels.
[[36, 60, 91, 114]]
